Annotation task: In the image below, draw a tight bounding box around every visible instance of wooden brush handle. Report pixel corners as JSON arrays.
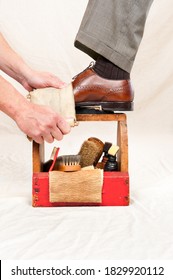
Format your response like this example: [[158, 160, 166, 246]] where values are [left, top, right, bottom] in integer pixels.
[[57, 165, 81, 172]]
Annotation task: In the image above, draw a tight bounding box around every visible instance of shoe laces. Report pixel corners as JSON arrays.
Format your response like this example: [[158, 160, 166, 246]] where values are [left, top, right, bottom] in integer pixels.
[[72, 61, 95, 80]]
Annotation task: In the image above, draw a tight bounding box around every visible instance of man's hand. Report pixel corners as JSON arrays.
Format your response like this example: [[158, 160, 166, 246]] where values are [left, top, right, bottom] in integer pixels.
[[0, 75, 71, 144], [0, 32, 67, 91], [15, 102, 71, 144], [20, 69, 67, 91]]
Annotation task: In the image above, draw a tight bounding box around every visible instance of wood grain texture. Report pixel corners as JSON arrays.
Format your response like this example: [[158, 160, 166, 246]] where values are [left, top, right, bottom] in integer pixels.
[[33, 141, 44, 172]]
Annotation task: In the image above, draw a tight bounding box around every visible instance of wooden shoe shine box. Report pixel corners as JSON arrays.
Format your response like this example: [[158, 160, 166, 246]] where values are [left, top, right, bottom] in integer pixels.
[[32, 113, 129, 207]]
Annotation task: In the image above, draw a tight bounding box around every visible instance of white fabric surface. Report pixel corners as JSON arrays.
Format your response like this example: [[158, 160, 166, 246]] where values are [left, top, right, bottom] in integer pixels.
[[0, 0, 173, 260]]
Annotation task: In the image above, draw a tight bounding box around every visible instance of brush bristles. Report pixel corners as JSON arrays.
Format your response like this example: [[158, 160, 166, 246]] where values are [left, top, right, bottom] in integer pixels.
[[108, 145, 119, 156], [56, 155, 81, 166], [54, 155, 81, 171], [78, 140, 103, 167]]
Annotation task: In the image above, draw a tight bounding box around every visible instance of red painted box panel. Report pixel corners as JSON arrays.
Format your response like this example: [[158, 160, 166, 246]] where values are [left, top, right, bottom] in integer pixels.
[[32, 171, 129, 207]]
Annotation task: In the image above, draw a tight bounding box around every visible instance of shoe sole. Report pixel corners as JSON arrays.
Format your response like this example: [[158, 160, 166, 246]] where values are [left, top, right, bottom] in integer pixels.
[[75, 101, 134, 112]]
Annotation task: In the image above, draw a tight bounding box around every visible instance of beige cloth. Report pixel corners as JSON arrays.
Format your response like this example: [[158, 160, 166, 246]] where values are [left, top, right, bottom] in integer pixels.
[[49, 169, 103, 204], [28, 83, 76, 127]]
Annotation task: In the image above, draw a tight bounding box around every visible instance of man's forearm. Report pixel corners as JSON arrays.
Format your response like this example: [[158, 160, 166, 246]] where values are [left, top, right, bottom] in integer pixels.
[[0, 32, 32, 85], [0, 75, 29, 121]]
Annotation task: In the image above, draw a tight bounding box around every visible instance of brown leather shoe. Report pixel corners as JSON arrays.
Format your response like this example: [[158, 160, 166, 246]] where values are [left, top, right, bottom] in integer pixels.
[[72, 63, 134, 111]]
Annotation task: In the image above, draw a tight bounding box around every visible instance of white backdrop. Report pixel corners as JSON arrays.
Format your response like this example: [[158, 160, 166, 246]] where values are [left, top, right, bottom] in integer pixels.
[[0, 0, 173, 259]]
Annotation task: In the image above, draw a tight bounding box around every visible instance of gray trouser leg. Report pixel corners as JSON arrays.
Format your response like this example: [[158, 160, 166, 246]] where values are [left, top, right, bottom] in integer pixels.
[[75, 0, 154, 72]]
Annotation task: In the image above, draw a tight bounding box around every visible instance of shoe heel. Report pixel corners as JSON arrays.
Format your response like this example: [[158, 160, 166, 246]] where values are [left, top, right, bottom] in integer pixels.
[[102, 102, 134, 112]]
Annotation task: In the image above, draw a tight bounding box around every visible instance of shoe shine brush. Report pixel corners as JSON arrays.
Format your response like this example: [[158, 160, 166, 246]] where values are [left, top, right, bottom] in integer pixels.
[[78, 137, 104, 168], [55, 155, 81, 172], [88, 137, 104, 165]]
